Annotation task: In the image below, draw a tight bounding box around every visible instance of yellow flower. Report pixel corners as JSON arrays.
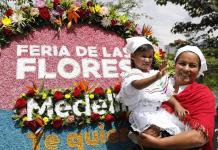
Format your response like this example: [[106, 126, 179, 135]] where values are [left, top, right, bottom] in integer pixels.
[[65, 94, 71, 99], [89, 94, 95, 99], [154, 50, 161, 61], [22, 116, 28, 122], [42, 93, 47, 99], [43, 117, 49, 124], [2, 16, 12, 26], [119, 15, 128, 24], [90, 6, 95, 13], [95, 4, 101, 13], [100, 115, 105, 120], [20, 93, 26, 97], [67, 21, 72, 28], [82, 101, 86, 105], [106, 89, 112, 94]]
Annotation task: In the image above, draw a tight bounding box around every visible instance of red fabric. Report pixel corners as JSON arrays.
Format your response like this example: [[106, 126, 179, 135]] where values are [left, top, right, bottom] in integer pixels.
[[162, 82, 216, 150]]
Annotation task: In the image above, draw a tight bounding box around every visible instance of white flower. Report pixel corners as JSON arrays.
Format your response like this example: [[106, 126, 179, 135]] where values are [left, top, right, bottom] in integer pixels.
[[30, 7, 39, 16], [21, 2, 30, 8], [11, 12, 25, 24], [101, 17, 111, 27], [99, 6, 109, 16]]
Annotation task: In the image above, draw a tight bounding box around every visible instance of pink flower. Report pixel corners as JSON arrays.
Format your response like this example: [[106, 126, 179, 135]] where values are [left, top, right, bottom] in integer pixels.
[[67, 115, 75, 124], [20, 108, 27, 116], [135, 24, 141, 35], [34, 0, 45, 8]]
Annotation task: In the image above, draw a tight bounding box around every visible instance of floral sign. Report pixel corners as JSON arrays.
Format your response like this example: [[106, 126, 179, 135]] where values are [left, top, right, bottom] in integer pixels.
[[0, 0, 163, 141], [12, 80, 127, 133]]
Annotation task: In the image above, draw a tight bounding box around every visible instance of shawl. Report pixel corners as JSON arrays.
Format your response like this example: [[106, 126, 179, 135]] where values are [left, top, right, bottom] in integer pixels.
[[162, 82, 216, 150]]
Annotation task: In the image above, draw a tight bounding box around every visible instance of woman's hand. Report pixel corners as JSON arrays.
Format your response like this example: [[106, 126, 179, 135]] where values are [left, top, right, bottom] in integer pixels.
[[174, 103, 189, 121], [137, 133, 162, 148]]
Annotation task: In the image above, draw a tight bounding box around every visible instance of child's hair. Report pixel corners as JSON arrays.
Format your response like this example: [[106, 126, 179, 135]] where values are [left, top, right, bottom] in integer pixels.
[[131, 44, 157, 69]]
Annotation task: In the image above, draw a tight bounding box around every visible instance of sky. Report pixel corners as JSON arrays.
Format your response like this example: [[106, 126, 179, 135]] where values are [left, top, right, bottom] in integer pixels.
[[6, 0, 194, 47], [133, 0, 192, 47]]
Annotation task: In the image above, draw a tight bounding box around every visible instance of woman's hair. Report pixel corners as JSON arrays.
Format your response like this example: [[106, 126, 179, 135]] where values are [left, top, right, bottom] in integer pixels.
[[131, 44, 157, 69], [175, 51, 201, 70]]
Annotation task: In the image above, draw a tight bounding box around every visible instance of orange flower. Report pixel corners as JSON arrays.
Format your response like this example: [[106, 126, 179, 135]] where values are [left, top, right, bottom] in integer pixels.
[[142, 24, 152, 36], [54, 18, 62, 26], [67, 6, 80, 28]]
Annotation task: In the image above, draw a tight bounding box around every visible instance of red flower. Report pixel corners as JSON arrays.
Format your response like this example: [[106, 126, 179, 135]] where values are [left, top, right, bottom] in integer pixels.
[[94, 87, 104, 96], [26, 89, 35, 97], [159, 49, 166, 59], [39, 7, 51, 20], [3, 27, 12, 36], [5, 8, 13, 17], [73, 87, 81, 98], [87, 1, 94, 7], [77, 9, 90, 18], [105, 114, 115, 123], [15, 98, 27, 109], [111, 19, 118, 26], [52, 119, 63, 129], [113, 83, 121, 94], [90, 113, 100, 122], [53, 0, 60, 6], [25, 120, 38, 132], [25, 118, 44, 132], [53, 91, 64, 102]]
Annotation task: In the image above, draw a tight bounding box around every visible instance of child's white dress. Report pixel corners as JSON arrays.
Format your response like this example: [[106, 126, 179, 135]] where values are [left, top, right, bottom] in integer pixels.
[[116, 68, 189, 135]]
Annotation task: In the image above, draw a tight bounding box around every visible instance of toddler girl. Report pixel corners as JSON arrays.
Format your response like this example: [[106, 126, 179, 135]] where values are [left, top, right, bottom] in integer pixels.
[[117, 36, 188, 137]]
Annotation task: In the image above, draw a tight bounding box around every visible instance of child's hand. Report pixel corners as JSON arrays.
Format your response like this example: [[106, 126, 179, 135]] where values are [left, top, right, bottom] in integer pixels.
[[157, 60, 167, 78], [174, 104, 189, 121]]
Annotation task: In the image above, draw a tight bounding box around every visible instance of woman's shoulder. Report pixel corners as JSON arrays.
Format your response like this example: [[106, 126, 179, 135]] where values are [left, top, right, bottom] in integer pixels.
[[190, 82, 211, 90], [187, 82, 215, 97]]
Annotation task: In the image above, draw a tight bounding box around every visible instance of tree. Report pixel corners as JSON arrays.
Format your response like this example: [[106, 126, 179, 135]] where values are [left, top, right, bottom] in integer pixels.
[[154, 0, 218, 48]]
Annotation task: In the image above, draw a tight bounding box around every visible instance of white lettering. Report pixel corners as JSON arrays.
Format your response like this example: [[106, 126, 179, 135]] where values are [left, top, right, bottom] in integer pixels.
[[16, 58, 36, 79], [58, 58, 81, 79], [82, 58, 101, 78], [38, 58, 56, 79], [102, 59, 118, 78]]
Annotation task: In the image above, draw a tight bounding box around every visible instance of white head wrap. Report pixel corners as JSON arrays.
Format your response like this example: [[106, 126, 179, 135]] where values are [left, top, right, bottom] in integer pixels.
[[174, 45, 207, 76], [125, 36, 152, 54]]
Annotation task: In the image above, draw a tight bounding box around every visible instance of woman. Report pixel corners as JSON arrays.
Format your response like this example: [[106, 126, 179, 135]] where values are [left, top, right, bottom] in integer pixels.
[[137, 45, 216, 150]]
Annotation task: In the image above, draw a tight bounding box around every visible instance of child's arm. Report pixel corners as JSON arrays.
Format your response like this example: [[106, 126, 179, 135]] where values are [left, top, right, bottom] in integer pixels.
[[132, 62, 167, 90], [131, 71, 164, 90], [168, 96, 189, 120]]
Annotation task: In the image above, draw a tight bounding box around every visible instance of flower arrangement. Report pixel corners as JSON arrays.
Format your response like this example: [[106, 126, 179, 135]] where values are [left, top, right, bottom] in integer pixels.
[[153, 47, 174, 75], [12, 80, 127, 135], [0, 0, 158, 47]]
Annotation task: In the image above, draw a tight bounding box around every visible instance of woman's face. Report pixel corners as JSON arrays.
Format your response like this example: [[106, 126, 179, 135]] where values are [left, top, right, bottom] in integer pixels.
[[175, 52, 200, 85], [131, 49, 154, 72]]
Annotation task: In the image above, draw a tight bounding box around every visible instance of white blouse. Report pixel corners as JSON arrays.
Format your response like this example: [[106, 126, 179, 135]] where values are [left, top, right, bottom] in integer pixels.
[[116, 68, 175, 111]]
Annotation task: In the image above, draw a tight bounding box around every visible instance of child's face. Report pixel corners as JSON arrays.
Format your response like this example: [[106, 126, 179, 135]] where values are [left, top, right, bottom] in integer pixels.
[[131, 49, 154, 72]]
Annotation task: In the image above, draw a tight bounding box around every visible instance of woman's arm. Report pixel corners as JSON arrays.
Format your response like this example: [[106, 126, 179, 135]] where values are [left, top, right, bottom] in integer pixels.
[[167, 96, 189, 120], [138, 130, 208, 149]]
